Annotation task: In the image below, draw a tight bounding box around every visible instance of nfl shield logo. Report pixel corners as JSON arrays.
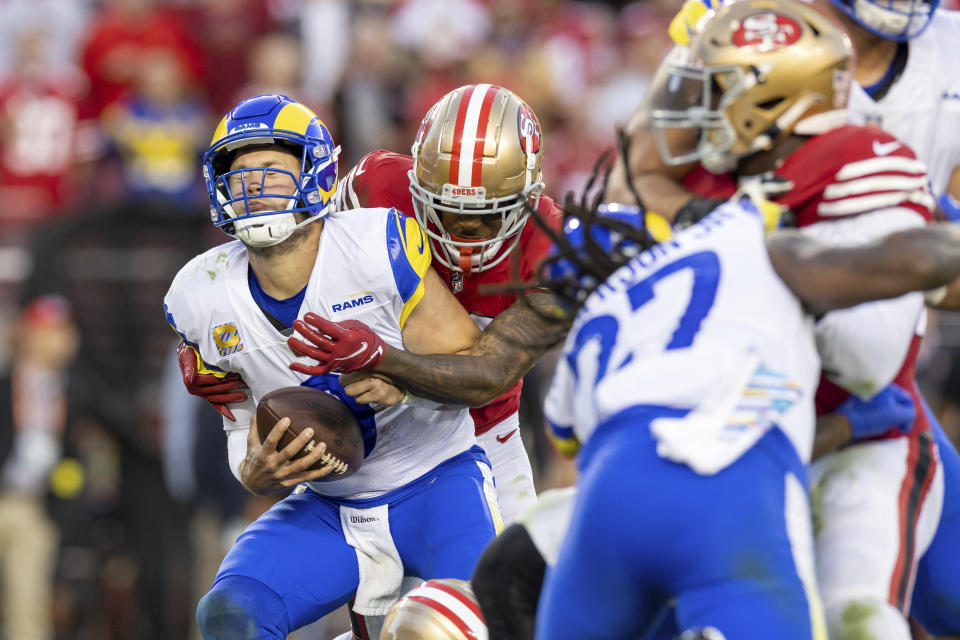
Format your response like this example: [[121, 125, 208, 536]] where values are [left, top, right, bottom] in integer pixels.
[[450, 272, 463, 294]]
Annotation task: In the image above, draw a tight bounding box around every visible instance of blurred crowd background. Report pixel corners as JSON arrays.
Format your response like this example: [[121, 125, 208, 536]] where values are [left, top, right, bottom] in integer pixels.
[[0, 0, 958, 638]]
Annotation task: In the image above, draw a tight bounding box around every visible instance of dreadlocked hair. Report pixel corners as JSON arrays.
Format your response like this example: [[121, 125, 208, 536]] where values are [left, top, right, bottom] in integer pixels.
[[522, 128, 659, 314]]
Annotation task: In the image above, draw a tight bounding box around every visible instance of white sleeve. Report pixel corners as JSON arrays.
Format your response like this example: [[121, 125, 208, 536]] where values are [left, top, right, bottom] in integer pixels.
[[802, 207, 926, 398], [544, 353, 576, 437], [522, 487, 578, 565], [223, 401, 254, 484], [815, 298, 923, 398], [226, 428, 247, 485]]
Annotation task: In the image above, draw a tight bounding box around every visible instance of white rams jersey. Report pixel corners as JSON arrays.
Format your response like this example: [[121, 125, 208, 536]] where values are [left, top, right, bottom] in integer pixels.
[[801, 209, 926, 398], [163, 207, 477, 499], [848, 9, 960, 197], [545, 200, 820, 474]]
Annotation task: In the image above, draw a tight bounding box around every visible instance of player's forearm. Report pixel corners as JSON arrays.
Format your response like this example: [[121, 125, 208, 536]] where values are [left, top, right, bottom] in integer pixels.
[[812, 413, 853, 460], [374, 347, 509, 406], [632, 174, 698, 223], [604, 118, 697, 220], [227, 427, 248, 485], [895, 224, 960, 289], [929, 275, 960, 310], [605, 165, 696, 223], [769, 225, 960, 314], [375, 294, 569, 406]]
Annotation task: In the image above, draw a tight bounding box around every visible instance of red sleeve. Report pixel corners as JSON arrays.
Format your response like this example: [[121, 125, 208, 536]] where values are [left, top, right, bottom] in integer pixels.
[[680, 126, 934, 228], [518, 194, 562, 281], [337, 150, 416, 216], [776, 125, 935, 227], [682, 166, 737, 200], [466, 195, 563, 436]]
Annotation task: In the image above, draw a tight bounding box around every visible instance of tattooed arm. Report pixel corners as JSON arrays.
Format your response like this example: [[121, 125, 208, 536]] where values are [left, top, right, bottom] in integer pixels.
[[371, 291, 569, 406]]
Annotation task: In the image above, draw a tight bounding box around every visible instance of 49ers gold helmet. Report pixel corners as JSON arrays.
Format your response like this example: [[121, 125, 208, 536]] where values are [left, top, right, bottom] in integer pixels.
[[409, 84, 545, 273], [649, 0, 853, 173], [381, 579, 487, 640]]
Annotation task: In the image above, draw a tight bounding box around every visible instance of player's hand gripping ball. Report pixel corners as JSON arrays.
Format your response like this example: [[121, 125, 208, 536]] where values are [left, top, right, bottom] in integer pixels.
[[256, 387, 364, 480]]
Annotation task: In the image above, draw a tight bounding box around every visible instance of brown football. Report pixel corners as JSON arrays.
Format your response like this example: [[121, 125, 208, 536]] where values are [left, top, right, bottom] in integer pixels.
[[256, 386, 364, 480]]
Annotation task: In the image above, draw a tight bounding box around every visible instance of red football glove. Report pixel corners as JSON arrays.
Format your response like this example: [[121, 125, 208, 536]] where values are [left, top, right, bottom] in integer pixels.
[[288, 312, 386, 375], [176, 341, 248, 421]]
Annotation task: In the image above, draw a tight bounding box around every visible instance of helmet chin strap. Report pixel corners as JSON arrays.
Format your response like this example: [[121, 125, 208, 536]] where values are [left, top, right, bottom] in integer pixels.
[[220, 188, 330, 248], [455, 244, 477, 272], [448, 234, 505, 273], [235, 209, 326, 247]]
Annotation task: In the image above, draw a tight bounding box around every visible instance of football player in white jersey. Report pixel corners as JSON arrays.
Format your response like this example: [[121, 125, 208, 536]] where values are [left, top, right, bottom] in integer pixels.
[[830, 0, 960, 204], [533, 187, 960, 639], [282, 166, 960, 639], [604, 0, 960, 635], [831, 0, 960, 631], [163, 94, 502, 639]]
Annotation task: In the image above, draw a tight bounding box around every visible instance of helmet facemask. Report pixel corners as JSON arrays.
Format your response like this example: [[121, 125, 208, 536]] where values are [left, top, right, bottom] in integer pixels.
[[206, 138, 339, 247], [649, 63, 751, 173], [205, 95, 340, 248], [833, 0, 938, 40], [408, 173, 543, 273]]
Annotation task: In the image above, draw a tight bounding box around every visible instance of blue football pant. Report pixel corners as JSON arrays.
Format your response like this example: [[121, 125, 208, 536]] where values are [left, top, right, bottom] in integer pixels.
[[911, 400, 960, 635], [536, 417, 824, 640], [196, 450, 498, 639]]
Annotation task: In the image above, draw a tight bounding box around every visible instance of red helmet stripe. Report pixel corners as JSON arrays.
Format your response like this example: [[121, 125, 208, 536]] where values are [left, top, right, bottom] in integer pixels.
[[407, 595, 480, 640], [448, 85, 476, 186], [451, 84, 494, 186], [470, 85, 501, 186], [429, 580, 485, 622]]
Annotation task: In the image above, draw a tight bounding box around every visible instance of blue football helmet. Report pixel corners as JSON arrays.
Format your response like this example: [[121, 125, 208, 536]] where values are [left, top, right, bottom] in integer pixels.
[[203, 94, 340, 247], [830, 0, 939, 40], [544, 202, 651, 305]]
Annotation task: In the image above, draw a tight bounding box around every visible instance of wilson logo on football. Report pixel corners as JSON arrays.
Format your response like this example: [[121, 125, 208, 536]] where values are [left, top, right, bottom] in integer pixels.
[[518, 103, 541, 154], [732, 13, 801, 52], [212, 322, 244, 356]]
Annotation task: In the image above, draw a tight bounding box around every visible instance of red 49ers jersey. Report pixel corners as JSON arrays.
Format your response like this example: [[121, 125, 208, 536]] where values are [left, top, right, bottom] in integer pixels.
[[683, 125, 935, 225], [684, 125, 935, 438], [338, 149, 562, 434]]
